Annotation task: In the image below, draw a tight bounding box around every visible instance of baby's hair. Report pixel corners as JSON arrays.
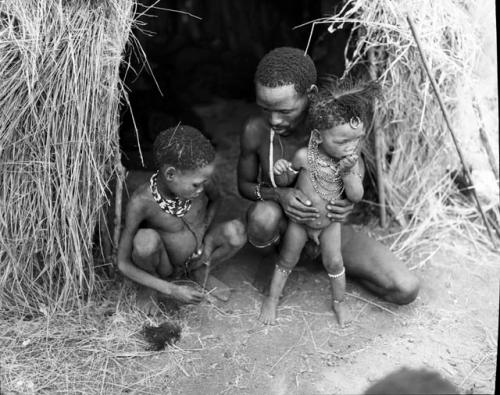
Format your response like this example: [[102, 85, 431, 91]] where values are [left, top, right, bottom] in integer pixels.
[[153, 125, 215, 170], [255, 47, 317, 95], [308, 78, 381, 131]]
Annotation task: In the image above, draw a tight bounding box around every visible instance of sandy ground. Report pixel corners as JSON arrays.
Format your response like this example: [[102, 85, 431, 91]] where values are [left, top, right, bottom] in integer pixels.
[[137, 99, 498, 394]]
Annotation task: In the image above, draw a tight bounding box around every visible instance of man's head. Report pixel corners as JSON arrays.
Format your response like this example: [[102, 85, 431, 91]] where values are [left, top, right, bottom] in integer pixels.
[[254, 47, 317, 136], [153, 125, 216, 199]]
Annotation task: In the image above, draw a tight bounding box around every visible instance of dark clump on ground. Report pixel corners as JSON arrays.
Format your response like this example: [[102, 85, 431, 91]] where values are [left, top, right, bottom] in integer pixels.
[[143, 321, 182, 351]]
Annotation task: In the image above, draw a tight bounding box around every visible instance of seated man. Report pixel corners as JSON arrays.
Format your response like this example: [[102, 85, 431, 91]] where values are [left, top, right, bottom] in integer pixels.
[[237, 47, 419, 307], [118, 125, 246, 314]]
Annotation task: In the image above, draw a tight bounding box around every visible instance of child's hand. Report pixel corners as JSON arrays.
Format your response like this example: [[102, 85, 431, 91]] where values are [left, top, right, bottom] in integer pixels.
[[170, 285, 204, 304], [338, 154, 358, 173], [274, 159, 293, 175]]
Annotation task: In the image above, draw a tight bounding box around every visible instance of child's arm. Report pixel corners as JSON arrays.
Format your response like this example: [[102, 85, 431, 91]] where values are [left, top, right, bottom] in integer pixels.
[[203, 174, 222, 226], [273, 148, 307, 187], [117, 197, 204, 303], [339, 155, 364, 203]]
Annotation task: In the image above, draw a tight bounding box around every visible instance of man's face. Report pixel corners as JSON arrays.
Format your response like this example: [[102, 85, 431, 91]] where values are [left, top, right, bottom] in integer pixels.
[[255, 82, 309, 136]]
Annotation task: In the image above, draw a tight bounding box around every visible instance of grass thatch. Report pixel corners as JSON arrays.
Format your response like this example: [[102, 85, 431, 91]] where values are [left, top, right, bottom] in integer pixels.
[[303, 0, 498, 251], [0, 0, 136, 314]]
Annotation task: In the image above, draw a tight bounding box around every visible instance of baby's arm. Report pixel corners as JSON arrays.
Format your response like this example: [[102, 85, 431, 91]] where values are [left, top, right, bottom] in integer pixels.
[[339, 155, 364, 203], [273, 147, 308, 187]]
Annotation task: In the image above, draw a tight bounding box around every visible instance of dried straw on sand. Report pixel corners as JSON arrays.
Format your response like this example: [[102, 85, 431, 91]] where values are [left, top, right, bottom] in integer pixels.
[[0, 0, 135, 314], [303, 0, 498, 257]]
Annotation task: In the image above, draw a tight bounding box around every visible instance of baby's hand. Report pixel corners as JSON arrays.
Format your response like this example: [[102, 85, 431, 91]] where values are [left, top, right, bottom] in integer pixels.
[[274, 159, 293, 175], [338, 154, 358, 173]]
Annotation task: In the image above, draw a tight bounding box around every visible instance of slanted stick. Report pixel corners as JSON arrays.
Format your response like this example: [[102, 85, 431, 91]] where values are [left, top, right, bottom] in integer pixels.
[[407, 16, 497, 247], [368, 48, 387, 228], [472, 97, 499, 181]]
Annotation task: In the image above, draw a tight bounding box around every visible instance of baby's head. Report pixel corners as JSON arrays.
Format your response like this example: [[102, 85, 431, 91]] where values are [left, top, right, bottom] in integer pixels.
[[153, 125, 216, 199], [307, 80, 381, 159]]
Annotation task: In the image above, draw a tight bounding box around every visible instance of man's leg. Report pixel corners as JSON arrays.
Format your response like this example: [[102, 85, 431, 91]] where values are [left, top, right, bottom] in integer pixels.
[[246, 201, 288, 292], [190, 219, 247, 301], [340, 225, 420, 305], [131, 228, 173, 314]]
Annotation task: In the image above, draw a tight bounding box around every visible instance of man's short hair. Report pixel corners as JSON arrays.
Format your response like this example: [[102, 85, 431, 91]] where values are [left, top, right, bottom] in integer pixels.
[[307, 79, 381, 130], [254, 47, 317, 95], [153, 125, 215, 170]]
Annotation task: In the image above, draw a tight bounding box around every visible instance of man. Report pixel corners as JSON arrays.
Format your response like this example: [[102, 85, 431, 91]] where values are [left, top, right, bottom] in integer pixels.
[[237, 47, 419, 305]]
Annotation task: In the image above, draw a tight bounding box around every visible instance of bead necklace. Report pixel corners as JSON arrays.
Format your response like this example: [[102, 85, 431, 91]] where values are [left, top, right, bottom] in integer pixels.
[[150, 171, 192, 217], [307, 135, 344, 202]]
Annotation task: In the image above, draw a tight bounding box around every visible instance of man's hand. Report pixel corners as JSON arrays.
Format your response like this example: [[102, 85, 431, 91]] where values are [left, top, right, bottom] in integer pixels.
[[277, 187, 319, 223], [326, 199, 354, 223], [169, 285, 204, 304], [273, 159, 292, 175]]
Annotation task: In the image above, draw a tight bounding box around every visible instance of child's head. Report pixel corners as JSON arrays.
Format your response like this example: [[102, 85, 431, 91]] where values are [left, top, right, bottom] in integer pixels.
[[153, 125, 216, 199], [307, 79, 381, 159]]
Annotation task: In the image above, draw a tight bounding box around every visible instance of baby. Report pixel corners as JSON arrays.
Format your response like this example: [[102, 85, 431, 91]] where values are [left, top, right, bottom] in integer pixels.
[[259, 81, 380, 326], [118, 125, 246, 314]]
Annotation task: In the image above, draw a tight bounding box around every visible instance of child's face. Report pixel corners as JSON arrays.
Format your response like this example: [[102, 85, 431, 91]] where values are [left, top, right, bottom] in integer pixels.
[[318, 122, 365, 159], [163, 163, 215, 199]]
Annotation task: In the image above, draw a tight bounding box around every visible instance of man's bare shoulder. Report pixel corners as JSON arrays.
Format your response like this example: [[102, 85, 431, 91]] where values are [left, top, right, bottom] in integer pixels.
[[241, 115, 268, 150], [125, 183, 154, 219]]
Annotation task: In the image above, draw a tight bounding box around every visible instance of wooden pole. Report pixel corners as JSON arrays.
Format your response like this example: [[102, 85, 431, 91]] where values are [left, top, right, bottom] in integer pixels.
[[472, 97, 499, 181], [113, 161, 126, 265], [368, 48, 387, 228], [407, 16, 497, 247]]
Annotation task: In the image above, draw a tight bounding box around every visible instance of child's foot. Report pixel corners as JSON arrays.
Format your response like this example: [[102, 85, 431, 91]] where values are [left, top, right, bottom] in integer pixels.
[[137, 287, 160, 315], [332, 300, 350, 328], [258, 297, 279, 325]]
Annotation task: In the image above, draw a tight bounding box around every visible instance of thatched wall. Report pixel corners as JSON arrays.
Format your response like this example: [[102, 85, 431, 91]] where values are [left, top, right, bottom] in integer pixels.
[[0, 0, 135, 313], [315, 0, 498, 253]]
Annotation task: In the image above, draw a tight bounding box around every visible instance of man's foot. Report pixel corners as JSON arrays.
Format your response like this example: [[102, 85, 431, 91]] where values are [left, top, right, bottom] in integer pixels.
[[191, 267, 232, 302], [332, 300, 351, 328], [136, 287, 161, 315], [259, 297, 279, 325]]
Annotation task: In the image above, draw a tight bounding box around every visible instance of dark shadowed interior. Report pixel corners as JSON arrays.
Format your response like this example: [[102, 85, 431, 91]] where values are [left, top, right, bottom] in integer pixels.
[[119, 0, 350, 169]]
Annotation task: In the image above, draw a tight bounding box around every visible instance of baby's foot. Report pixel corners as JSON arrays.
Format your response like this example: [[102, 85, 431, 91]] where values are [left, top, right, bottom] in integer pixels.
[[137, 287, 160, 316], [332, 300, 351, 328], [259, 297, 279, 325]]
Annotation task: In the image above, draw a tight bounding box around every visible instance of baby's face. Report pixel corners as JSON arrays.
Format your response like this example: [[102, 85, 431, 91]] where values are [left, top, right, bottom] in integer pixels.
[[319, 122, 365, 159], [165, 162, 215, 200]]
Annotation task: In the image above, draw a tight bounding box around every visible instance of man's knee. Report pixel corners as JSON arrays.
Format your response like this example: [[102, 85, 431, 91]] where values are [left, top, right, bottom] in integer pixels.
[[247, 202, 283, 241], [223, 219, 247, 248], [392, 274, 420, 305], [132, 229, 162, 258]]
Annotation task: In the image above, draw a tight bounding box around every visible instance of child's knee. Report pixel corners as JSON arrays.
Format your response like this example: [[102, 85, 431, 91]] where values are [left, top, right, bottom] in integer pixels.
[[324, 256, 344, 275], [133, 229, 161, 258], [224, 219, 247, 248]]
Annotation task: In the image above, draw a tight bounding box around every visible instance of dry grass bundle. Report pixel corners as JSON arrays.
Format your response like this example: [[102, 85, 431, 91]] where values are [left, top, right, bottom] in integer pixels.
[[305, 0, 498, 251], [0, 0, 135, 314], [0, 286, 183, 394]]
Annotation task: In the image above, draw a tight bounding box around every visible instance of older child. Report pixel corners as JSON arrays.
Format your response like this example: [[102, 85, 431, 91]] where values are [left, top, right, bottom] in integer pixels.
[[118, 125, 246, 314], [259, 81, 380, 326]]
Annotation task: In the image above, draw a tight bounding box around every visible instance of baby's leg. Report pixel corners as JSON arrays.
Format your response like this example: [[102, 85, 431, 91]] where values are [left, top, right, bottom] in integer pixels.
[[132, 229, 173, 315], [190, 219, 246, 301], [320, 223, 349, 327], [259, 222, 308, 324]]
